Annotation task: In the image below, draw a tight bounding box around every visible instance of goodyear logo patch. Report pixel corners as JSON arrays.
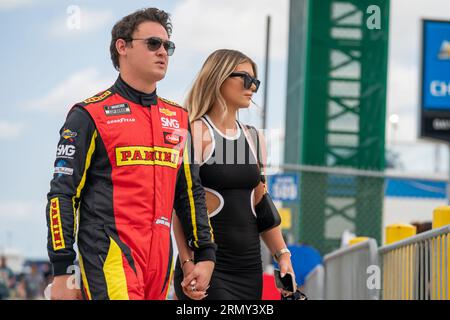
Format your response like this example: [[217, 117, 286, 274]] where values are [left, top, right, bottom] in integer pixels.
[[115, 146, 180, 168], [83, 90, 112, 104], [49, 198, 65, 251], [104, 103, 131, 116]]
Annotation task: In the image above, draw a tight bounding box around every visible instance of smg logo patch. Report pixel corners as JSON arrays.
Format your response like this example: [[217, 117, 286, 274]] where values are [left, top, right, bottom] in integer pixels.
[[115, 146, 180, 168], [161, 117, 179, 129], [56, 144, 76, 159], [104, 103, 131, 116], [49, 198, 65, 251]]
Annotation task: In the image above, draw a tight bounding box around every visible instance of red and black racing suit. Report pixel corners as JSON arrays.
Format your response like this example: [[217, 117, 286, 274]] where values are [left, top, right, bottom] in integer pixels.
[[46, 76, 216, 300]]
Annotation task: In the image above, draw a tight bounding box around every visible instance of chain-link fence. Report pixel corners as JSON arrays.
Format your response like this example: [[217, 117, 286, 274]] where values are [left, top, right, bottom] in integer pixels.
[[267, 164, 447, 256]]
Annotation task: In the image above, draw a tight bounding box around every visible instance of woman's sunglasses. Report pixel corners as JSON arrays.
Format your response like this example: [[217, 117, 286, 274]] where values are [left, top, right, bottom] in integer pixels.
[[229, 72, 261, 92], [128, 36, 175, 56]]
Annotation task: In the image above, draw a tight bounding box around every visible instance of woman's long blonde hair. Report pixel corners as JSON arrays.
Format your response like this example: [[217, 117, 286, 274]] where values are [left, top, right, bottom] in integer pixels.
[[185, 49, 258, 122]]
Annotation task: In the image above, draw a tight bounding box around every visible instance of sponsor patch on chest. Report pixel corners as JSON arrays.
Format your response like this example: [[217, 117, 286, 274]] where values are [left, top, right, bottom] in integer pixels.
[[163, 132, 181, 145], [161, 117, 180, 129], [104, 103, 131, 116], [115, 146, 180, 168]]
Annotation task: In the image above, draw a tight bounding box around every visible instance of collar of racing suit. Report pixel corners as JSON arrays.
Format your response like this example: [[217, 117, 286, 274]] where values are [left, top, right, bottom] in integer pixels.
[[114, 75, 158, 107]]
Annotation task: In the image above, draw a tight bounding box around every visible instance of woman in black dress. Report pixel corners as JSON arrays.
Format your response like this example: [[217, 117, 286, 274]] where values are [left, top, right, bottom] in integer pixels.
[[173, 49, 294, 300]]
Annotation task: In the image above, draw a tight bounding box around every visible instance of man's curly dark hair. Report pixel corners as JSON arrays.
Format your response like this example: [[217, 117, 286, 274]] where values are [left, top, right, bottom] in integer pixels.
[[110, 8, 172, 71]]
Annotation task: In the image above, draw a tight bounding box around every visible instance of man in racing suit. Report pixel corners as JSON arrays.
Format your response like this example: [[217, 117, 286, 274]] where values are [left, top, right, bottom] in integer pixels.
[[46, 8, 216, 300]]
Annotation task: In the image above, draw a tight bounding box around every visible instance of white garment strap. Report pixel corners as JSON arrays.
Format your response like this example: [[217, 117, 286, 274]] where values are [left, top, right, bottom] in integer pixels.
[[199, 116, 216, 166], [239, 121, 263, 174]]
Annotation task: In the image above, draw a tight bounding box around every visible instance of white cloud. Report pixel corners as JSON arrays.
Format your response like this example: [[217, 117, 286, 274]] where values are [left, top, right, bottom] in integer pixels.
[[0, 0, 35, 11], [386, 0, 450, 144], [0, 200, 48, 259], [0, 121, 25, 140], [159, 0, 289, 121], [25, 67, 113, 113], [171, 0, 289, 61], [48, 7, 114, 38], [0, 201, 37, 219], [389, 0, 450, 68]]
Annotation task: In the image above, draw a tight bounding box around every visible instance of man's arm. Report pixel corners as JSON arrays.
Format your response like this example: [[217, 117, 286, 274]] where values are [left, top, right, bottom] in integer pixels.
[[172, 213, 207, 300], [46, 107, 97, 277], [173, 124, 217, 263]]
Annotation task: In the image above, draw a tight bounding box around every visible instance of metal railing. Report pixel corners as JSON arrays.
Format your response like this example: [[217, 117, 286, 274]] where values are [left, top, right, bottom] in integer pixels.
[[323, 239, 379, 300], [303, 226, 450, 300], [304, 264, 325, 300], [270, 163, 448, 182], [379, 225, 450, 300]]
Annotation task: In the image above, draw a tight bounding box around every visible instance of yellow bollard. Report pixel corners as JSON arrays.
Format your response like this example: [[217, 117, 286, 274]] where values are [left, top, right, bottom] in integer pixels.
[[447, 236, 450, 300], [432, 207, 450, 300], [385, 224, 417, 245], [349, 237, 369, 246], [432, 206, 450, 229], [384, 225, 416, 300]]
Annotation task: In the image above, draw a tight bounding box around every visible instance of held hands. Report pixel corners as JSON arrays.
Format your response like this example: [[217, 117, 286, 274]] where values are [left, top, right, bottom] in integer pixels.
[[180, 260, 205, 300], [181, 260, 215, 300]]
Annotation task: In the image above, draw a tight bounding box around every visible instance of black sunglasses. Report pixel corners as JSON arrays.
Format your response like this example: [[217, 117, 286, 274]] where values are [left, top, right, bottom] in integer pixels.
[[229, 72, 260, 92], [128, 36, 175, 56]]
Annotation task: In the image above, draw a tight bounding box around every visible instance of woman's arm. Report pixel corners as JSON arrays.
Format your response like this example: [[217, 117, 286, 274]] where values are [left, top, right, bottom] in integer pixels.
[[253, 129, 287, 256], [261, 226, 293, 276], [173, 212, 208, 300], [260, 226, 289, 259], [172, 119, 214, 300], [261, 226, 295, 297], [254, 129, 295, 294]]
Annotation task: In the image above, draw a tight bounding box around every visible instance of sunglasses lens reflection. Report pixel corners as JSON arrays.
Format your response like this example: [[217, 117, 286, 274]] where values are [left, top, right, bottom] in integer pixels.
[[229, 73, 260, 92], [164, 42, 175, 56], [146, 37, 175, 56]]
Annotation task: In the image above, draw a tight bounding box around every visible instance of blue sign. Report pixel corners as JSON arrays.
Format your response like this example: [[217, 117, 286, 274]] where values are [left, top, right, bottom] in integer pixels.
[[385, 178, 446, 199], [423, 20, 450, 110], [267, 173, 299, 202]]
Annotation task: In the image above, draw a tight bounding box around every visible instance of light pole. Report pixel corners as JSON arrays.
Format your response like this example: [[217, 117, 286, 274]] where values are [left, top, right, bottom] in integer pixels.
[[389, 113, 399, 145], [434, 144, 440, 173], [262, 15, 271, 130]]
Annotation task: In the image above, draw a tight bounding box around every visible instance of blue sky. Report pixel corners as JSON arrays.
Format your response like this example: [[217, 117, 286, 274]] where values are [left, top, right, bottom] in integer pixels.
[[1, 0, 450, 259]]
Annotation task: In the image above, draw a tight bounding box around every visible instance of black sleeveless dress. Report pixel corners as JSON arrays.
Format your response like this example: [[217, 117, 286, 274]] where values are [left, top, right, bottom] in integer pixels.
[[173, 115, 263, 300]]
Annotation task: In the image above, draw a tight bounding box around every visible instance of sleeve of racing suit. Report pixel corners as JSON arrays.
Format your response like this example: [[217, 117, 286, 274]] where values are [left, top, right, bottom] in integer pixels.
[[174, 124, 217, 263], [46, 106, 97, 276]]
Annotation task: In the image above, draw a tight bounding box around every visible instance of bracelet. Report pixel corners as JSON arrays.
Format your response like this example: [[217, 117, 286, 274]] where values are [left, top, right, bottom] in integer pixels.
[[274, 248, 291, 262], [181, 258, 194, 268]]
